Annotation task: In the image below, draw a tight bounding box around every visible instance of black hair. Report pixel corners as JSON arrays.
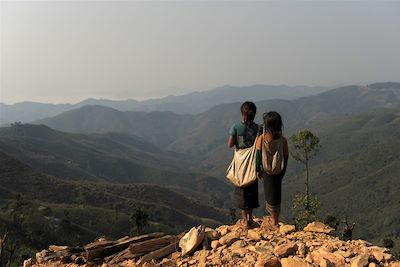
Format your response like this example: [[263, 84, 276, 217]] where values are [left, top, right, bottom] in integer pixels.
[[263, 111, 283, 138], [240, 101, 257, 124]]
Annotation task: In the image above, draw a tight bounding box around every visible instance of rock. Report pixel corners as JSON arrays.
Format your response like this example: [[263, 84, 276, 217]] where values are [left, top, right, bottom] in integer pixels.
[[247, 229, 262, 241], [274, 241, 298, 258], [48, 245, 69, 252], [370, 250, 393, 262], [350, 254, 370, 267], [217, 225, 229, 236], [297, 242, 308, 257], [35, 250, 49, 263], [310, 249, 346, 267], [281, 257, 309, 267], [171, 251, 181, 260], [218, 231, 240, 246], [179, 225, 206, 256], [23, 259, 32, 267], [255, 254, 280, 267], [249, 241, 274, 255], [211, 240, 220, 249], [231, 240, 246, 250], [232, 247, 249, 257], [303, 222, 335, 235], [279, 224, 296, 235], [389, 262, 400, 267], [368, 263, 379, 267], [205, 229, 221, 240]]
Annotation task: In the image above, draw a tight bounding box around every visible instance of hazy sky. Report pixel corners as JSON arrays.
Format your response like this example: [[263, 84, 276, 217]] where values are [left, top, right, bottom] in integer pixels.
[[1, 1, 400, 104]]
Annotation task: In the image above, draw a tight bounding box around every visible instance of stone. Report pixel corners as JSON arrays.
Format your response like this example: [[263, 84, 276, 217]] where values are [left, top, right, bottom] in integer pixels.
[[297, 242, 308, 257], [232, 247, 249, 257], [48, 245, 69, 252], [205, 229, 221, 240], [23, 259, 32, 267], [303, 222, 335, 235], [274, 241, 298, 258], [368, 263, 379, 267], [389, 262, 400, 267], [250, 242, 274, 255], [370, 250, 392, 262], [211, 240, 220, 249], [171, 251, 181, 260], [231, 240, 246, 250], [337, 249, 354, 259], [279, 224, 296, 235], [218, 231, 240, 246], [310, 249, 346, 267], [217, 225, 229, 236], [210, 254, 223, 265], [281, 257, 309, 267], [350, 254, 370, 267], [255, 254, 280, 267], [247, 229, 262, 241]]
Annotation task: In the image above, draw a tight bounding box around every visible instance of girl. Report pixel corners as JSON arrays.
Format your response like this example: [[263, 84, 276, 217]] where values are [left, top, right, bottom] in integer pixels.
[[256, 111, 289, 228], [227, 101, 259, 228]]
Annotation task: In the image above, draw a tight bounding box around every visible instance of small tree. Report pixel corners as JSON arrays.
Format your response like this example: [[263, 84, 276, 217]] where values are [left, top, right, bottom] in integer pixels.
[[130, 207, 149, 235], [290, 130, 320, 229], [292, 194, 319, 229], [290, 130, 320, 197]]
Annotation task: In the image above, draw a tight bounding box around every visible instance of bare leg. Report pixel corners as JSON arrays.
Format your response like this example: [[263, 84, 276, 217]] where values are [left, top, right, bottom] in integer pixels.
[[271, 211, 280, 226], [248, 209, 253, 223], [241, 209, 248, 224]]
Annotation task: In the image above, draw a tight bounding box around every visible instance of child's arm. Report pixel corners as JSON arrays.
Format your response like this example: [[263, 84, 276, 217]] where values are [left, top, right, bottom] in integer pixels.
[[282, 138, 289, 177], [255, 135, 263, 179], [227, 124, 237, 148]]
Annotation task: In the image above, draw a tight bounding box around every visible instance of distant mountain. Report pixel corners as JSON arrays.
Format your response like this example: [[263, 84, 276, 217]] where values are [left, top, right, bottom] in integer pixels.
[[0, 124, 230, 210], [130, 84, 329, 114], [283, 107, 400, 242], [35, 83, 400, 155], [0, 151, 228, 236], [0, 84, 328, 124]]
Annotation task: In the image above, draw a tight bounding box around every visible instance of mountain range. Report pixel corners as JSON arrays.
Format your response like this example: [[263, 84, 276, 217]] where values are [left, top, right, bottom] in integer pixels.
[[0, 84, 328, 125], [0, 82, 399, 259]]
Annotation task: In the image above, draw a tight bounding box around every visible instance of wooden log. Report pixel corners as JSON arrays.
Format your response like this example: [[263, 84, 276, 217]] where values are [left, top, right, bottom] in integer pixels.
[[136, 240, 180, 265], [85, 232, 165, 262], [129, 235, 178, 255]]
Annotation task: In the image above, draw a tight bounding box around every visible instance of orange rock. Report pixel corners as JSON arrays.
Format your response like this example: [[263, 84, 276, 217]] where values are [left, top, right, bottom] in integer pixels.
[[274, 241, 298, 258], [281, 257, 308, 267], [303, 222, 335, 235], [255, 254, 280, 267]]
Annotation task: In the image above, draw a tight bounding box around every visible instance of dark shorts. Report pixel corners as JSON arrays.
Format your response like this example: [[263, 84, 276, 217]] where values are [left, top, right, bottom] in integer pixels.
[[263, 172, 283, 214], [233, 180, 259, 210]]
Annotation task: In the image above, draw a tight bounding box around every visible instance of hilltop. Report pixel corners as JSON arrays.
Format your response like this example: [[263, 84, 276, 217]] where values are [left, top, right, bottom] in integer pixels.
[[28, 219, 400, 267]]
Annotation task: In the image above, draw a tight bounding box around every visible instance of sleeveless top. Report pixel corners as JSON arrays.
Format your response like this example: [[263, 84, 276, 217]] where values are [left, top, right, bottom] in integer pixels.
[[228, 122, 259, 149]]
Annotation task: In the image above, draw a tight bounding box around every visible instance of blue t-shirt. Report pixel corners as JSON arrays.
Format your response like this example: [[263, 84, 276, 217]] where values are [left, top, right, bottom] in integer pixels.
[[229, 122, 259, 149]]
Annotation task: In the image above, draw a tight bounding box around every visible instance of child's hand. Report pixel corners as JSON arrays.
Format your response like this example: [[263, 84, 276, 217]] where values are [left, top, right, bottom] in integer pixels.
[[256, 171, 262, 179]]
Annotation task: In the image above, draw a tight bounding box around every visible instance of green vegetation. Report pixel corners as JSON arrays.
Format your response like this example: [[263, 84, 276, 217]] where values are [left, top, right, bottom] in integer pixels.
[[290, 130, 320, 197], [290, 129, 321, 229], [130, 207, 149, 235]]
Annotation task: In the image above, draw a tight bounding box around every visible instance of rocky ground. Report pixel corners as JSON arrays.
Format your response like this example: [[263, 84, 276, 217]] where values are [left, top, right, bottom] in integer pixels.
[[29, 217, 400, 267]]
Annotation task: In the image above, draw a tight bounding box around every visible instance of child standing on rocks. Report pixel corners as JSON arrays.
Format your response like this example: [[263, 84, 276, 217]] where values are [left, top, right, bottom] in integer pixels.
[[256, 111, 289, 228], [227, 101, 260, 228]]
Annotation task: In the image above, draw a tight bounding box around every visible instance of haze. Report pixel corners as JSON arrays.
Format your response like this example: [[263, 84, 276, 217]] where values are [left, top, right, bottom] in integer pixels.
[[1, 1, 400, 104]]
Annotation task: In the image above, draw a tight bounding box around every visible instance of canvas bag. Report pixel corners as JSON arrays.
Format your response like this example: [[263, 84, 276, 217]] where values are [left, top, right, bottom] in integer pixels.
[[226, 137, 258, 187], [261, 127, 285, 175]]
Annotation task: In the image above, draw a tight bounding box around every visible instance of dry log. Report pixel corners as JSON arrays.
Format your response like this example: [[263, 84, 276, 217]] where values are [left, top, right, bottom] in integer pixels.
[[136, 240, 180, 265], [85, 232, 164, 261], [129, 235, 178, 255]]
